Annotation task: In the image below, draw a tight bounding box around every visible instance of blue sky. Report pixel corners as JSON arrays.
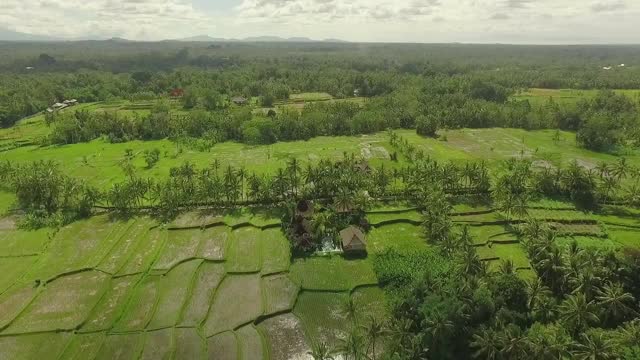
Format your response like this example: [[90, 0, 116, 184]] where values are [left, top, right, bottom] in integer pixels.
[[0, 0, 639, 43]]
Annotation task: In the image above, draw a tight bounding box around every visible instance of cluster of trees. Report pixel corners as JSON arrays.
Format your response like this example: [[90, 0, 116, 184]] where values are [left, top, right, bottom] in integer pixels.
[[370, 184, 640, 359], [47, 95, 419, 146], [38, 80, 640, 156], [0, 161, 99, 227], [492, 157, 640, 213], [4, 43, 640, 157], [418, 82, 640, 151]]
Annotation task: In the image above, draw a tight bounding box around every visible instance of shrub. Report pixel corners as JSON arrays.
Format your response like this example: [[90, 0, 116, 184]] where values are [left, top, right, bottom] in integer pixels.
[[144, 148, 161, 168]]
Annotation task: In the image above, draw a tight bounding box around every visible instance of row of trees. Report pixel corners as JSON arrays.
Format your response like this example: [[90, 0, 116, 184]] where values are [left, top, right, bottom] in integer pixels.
[[4, 147, 639, 226]]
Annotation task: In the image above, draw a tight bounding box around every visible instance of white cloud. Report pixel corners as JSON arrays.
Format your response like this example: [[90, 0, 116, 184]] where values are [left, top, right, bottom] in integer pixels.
[[0, 0, 638, 43]]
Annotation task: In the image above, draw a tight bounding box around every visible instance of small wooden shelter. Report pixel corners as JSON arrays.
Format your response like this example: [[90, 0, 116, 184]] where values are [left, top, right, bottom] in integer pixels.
[[340, 226, 367, 253], [232, 96, 248, 105]]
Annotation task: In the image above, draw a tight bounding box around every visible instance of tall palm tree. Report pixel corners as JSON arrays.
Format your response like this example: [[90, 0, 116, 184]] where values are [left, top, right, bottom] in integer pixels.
[[342, 298, 358, 326], [520, 217, 548, 242], [596, 282, 637, 325], [599, 176, 618, 202], [361, 316, 386, 360], [308, 341, 334, 360], [532, 294, 559, 323], [536, 245, 565, 295], [498, 259, 516, 276], [470, 328, 501, 360], [559, 293, 600, 334], [423, 312, 454, 356], [334, 190, 355, 214], [526, 277, 552, 311], [312, 211, 333, 243], [338, 327, 366, 360], [460, 245, 484, 276], [498, 326, 529, 359], [615, 319, 640, 348], [596, 161, 610, 179], [612, 157, 628, 180], [236, 166, 246, 201], [572, 332, 617, 360]]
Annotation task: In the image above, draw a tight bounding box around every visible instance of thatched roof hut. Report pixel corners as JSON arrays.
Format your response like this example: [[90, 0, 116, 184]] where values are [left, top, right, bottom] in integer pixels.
[[339, 226, 367, 253]]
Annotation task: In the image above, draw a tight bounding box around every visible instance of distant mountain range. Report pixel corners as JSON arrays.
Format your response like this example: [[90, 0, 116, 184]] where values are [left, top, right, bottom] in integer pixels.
[[0, 29, 349, 43], [173, 35, 349, 43], [0, 28, 61, 42]]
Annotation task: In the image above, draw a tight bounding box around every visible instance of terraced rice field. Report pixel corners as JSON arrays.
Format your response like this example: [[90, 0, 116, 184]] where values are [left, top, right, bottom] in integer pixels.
[[0, 199, 637, 358], [0, 209, 390, 359]]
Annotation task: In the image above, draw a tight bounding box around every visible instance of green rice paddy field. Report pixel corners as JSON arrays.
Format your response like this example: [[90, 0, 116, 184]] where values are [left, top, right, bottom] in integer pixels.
[[1, 92, 639, 359], [1, 201, 637, 359], [0, 210, 392, 360], [513, 88, 640, 106]]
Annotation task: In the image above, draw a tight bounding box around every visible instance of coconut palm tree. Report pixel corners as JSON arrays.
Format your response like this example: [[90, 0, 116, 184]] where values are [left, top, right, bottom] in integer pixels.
[[526, 277, 552, 311], [498, 259, 516, 275], [572, 332, 617, 360], [599, 175, 618, 202], [569, 268, 602, 302], [361, 316, 387, 360], [389, 318, 414, 350], [423, 312, 454, 356], [338, 327, 366, 360], [498, 326, 529, 359], [596, 161, 610, 179], [536, 245, 565, 295], [596, 282, 637, 326], [308, 341, 334, 360], [237, 166, 246, 198], [470, 328, 501, 360], [334, 190, 355, 214], [274, 168, 288, 199], [626, 183, 640, 207], [460, 244, 485, 276], [614, 319, 640, 347], [342, 298, 358, 326], [559, 293, 600, 334], [312, 211, 333, 243], [520, 217, 548, 242], [532, 294, 559, 323], [612, 157, 628, 180]]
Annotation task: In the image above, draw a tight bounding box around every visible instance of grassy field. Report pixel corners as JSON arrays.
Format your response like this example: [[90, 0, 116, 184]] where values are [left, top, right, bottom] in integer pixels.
[[399, 128, 640, 168], [512, 88, 640, 106], [0, 132, 392, 191]]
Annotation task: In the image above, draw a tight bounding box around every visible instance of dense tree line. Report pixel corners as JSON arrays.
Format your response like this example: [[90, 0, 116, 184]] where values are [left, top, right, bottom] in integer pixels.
[[3, 144, 638, 227], [34, 78, 639, 155], [372, 181, 640, 359], [3, 43, 640, 153]]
